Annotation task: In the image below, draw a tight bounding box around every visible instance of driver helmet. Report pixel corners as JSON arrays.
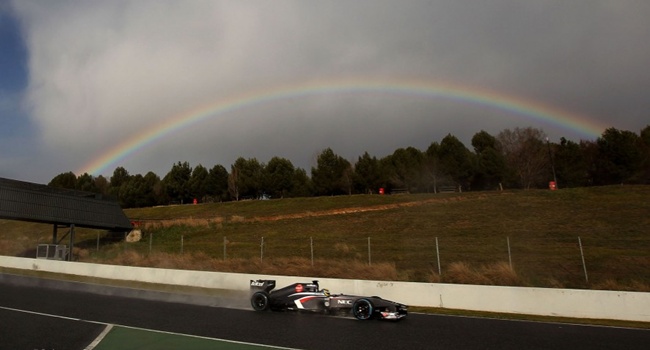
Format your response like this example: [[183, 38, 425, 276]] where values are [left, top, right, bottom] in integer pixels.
[[322, 288, 330, 297]]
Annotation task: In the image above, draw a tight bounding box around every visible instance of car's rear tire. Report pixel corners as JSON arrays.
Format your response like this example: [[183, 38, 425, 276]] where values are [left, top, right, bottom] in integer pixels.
[[352, 299, 374, 320], [251, 291, 270, 311]]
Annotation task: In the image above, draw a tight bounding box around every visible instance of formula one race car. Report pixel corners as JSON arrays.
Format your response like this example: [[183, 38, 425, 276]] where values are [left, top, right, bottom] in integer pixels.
[[250, 279, 407, 321]]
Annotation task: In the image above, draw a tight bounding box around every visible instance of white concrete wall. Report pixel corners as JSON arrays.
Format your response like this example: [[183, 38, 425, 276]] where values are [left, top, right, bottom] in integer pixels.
[[2, 256, 649, 322]]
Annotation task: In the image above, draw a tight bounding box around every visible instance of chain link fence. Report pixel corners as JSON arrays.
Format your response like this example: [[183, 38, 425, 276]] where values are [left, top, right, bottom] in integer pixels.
[[94, 229, 649, 290]]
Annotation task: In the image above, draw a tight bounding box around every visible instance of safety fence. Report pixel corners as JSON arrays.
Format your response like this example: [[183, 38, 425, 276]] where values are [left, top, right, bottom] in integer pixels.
[[71, 230, 650, 291]]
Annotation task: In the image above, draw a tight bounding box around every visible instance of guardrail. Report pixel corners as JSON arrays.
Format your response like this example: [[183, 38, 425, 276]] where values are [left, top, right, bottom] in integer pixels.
[[1, 256, 648, 322]]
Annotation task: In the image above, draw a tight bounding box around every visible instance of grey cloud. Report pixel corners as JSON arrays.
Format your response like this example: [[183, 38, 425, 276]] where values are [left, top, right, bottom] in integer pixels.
[[9, 0, 650, 180]]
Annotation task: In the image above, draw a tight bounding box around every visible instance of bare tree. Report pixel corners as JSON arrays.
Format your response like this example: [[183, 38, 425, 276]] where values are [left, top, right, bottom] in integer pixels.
[[497, 127, 548, 189], [228, 165, 239, 201]]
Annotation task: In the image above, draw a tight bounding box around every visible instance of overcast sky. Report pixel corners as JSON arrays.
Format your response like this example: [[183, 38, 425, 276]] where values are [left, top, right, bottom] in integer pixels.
[[1, 1, 649, 183]]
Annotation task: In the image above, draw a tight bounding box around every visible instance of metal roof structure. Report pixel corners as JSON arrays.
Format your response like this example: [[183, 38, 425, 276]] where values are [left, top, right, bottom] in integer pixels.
[[0, 177, 132, 231]]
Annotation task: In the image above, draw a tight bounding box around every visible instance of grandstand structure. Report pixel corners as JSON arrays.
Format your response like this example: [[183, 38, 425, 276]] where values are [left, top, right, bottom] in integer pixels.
[[0, 177, 132, 260]]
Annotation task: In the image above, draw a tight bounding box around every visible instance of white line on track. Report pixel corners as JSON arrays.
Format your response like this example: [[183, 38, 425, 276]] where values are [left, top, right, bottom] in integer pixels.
[[0, 305, 106, 324], [0, 305, 300, 349], [85, 324, 113, 350]]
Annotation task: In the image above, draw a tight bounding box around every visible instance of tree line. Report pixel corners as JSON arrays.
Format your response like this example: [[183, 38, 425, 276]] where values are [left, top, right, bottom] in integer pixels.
[[48, 125, 650, 208]]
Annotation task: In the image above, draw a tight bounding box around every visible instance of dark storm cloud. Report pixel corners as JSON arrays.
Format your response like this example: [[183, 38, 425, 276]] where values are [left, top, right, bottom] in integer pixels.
[[5, 0, 649, 181]]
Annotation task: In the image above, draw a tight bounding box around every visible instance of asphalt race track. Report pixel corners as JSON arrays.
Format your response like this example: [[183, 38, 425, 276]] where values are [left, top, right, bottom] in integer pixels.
[[1, 273, 649, 350]]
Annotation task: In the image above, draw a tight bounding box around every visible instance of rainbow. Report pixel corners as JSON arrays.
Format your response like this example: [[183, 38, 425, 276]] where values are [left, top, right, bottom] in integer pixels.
[[77, 78, 608, 176]]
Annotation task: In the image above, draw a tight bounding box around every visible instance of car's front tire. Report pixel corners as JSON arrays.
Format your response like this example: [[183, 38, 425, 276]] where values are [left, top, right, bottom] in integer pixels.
[[251, 291, 270, 311], [352, 299, 374, 320]]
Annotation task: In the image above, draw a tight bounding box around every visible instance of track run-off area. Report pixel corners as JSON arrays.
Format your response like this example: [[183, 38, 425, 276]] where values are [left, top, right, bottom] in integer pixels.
[[0, 305, 292, 349]]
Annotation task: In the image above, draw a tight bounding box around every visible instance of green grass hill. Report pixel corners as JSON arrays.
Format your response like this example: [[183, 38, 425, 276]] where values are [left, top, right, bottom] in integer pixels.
[[2, 185, 648, 291]]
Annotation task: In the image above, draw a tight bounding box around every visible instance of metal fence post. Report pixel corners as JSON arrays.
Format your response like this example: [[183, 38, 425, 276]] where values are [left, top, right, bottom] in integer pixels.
[[507, 237, 512, 269], [261, 237, 264, 262], [578, 236, 588, 283], [368, 237, 372, 266], [223, 236, 227, 260], [69, 224, 75, 261], [310, 237, 314, 267], [435, 237, 441, 276]]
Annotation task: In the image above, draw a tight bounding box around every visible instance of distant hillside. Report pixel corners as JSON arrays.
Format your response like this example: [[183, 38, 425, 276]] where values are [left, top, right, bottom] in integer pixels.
[[2, 186, 649, 291]]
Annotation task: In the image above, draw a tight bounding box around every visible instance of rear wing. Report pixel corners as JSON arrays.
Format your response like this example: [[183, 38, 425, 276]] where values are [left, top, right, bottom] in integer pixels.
[[250, 279, 276, 293]]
